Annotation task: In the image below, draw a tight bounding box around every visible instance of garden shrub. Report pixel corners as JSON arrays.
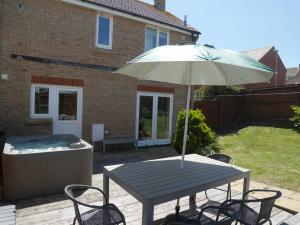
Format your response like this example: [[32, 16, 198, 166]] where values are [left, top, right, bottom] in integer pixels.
[[290, 105, 300, 131], [172, 109, 219, 156], [194, 85, 243, 100]]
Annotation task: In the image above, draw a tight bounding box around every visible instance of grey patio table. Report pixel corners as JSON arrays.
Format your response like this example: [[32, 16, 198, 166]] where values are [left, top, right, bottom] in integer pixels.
[[103, 154, 250, 225]]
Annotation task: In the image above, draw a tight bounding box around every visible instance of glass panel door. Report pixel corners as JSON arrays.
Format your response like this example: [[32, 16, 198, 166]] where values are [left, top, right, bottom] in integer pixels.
[[138, 96, 153, 141], [58, 91, 77, 121], [53, 87, 83, 138], [157, 97, 170, 140], [137, 92, 173, 146]]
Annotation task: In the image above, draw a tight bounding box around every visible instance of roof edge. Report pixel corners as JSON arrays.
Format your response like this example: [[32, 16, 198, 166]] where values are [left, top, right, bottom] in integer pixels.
[[259, 46, 275, 60], [82, 0, 201, 35], [63, 0, 200, 35]]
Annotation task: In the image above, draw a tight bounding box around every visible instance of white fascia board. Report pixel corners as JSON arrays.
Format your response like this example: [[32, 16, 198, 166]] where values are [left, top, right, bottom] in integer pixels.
[[62, 0, 193, 36]]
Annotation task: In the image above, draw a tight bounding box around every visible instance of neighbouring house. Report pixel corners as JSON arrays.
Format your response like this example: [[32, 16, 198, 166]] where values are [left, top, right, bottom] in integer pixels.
[[286, 65, 300, 84], [241, 46, 286, 89], [0, 0, 200, 147]]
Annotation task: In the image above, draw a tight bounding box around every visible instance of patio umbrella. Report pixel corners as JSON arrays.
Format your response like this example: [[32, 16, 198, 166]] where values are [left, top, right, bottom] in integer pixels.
[[115, 44, 273, 222], [115, 44, 273, 168]]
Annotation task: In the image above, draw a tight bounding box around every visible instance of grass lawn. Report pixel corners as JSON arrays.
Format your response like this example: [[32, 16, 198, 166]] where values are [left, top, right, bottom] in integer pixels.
[[219, 126, 300, 192]]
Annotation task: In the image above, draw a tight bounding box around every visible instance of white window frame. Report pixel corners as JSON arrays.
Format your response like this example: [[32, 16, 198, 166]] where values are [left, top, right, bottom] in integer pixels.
[[135, 91, 173, 147], [144, 26, 170, 51], [95, 14, 113, 50], [30, 84, 53, 119]]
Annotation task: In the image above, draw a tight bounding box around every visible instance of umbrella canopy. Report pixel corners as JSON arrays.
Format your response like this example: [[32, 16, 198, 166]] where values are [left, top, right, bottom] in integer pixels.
[[116, 45, 273, 86], [116, 45, 273, 169]]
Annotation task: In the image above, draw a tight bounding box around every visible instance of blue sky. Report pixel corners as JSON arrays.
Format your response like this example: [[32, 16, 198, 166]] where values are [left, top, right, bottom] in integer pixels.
[[143, 0, 300, 68]]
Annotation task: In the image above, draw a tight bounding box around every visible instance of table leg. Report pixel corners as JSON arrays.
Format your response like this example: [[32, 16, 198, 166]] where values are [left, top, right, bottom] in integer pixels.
[[142, 203, 154, 225], [103, 141, 106, 154], [243, 174, 250, 200], [103, 173, 109, 204], [189, 194, 197, 211]]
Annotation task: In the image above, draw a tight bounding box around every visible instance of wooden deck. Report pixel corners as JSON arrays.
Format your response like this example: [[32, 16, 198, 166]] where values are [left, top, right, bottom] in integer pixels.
[[9, 149, 299, 224], [14, 174, 296, 225], [0, 204, 16, 225]]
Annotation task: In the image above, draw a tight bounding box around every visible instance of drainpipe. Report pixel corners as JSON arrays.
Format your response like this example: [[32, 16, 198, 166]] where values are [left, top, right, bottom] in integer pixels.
[[274, 50, 278, 87]]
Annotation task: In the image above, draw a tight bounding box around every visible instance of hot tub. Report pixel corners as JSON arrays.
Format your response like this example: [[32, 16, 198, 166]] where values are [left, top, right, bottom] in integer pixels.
[[3, 134, 93, 200]]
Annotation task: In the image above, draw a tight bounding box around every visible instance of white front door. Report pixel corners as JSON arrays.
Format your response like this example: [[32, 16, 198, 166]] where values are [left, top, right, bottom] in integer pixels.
[[136, 92, 173, 147], [53, 86, 83, 138]]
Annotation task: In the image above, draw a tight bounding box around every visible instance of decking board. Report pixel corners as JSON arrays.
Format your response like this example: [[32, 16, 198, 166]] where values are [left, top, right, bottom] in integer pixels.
[[14, 174, 295, 225], [0, 204, 15, 225]]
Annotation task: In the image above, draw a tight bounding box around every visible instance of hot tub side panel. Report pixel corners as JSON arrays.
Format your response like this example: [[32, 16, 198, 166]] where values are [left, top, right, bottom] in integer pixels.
[[3, 147, 92, 200]]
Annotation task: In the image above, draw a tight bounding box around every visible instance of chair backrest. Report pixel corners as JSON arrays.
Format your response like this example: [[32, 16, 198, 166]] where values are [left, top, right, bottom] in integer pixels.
[[65, 185, 90, 225], [257, 190, 282, 223], [0, 131, 6, 155], [208, 153, 233, 164]]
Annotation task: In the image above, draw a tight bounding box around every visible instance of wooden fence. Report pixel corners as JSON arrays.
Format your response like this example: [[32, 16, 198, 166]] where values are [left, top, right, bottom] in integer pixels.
[[193, 91, 300, 130], [245, 84, 300, 94]]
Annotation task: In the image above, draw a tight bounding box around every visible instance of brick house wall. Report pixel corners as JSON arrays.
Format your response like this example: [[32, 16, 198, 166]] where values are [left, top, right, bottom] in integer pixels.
[[0, 0, 195, 141], [244, 49, 286, 89]]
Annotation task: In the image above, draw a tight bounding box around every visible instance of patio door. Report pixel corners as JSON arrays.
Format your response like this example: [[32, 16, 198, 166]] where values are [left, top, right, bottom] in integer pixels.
[[53, 86, 83, 138], [136, 92, 173, 147]]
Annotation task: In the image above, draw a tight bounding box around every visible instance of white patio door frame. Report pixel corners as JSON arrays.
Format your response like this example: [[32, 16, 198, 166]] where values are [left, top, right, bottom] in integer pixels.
[[136, 91, 173, 147], [53, 86, 83, 138], [30, 84, 83, 138]]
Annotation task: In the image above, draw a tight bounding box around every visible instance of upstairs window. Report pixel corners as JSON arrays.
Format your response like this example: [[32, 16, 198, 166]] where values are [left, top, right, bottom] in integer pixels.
[[145, 27, 169, 51], [96, 15, 113, 49]]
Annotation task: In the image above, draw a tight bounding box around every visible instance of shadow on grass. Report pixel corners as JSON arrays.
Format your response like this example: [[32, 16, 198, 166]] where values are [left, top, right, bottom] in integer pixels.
[[216, 120, 294, 136]]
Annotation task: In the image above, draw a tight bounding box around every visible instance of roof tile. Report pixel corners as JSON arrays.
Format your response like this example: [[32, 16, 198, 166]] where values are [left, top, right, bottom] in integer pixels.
[[84, 0, 200, 33], [241, 46, 273, 60]]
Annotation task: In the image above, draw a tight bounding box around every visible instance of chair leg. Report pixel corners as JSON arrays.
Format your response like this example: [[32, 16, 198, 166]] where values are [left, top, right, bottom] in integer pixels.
[[226, 183, 231, 200], [73, 217, 77, 225], [269, 219, 272, 225], [205, 190, 209, 200]]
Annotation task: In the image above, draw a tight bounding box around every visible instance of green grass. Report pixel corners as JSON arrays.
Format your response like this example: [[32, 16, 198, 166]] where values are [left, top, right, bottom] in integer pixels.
[[219, 126, 300, 192]]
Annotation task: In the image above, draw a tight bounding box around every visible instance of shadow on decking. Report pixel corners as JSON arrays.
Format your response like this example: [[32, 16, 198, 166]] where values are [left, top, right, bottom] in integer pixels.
[[93, 156, 144, 174]]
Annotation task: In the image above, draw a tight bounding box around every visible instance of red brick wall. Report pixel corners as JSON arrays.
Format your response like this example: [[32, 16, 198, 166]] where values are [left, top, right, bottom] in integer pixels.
[[0, 0, 194, 140], [244, 49, 287, 89]]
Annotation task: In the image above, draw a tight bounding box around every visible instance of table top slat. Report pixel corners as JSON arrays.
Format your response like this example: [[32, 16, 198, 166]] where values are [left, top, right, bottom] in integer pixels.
[[104, 154, 250, 203]]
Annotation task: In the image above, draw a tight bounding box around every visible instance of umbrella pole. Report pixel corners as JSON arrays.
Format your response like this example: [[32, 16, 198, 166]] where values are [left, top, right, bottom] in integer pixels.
[[174, 64, 192, 217], [180, 64, 192, 169]]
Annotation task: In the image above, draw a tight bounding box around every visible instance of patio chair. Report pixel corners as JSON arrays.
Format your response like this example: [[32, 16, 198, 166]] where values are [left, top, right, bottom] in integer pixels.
[[205, 153, 233, 201], [166, 189, 281, 225], [65, 184, 126, 225], [219, 189, 282, 225], [0, 131, 6, 182], [164, 204, 236, 225]]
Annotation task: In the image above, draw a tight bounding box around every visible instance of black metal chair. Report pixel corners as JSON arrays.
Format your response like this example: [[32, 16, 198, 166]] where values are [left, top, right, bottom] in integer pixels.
[[206, 154, 233, 201], [165, 204, 236, 225], [0, 131, 6, 184], [65, 184, 126, 225], [219, 189, 282, 225], [166, 189, 281, 225], [0, 131, 5, 153], [198, 153, 233, 213]]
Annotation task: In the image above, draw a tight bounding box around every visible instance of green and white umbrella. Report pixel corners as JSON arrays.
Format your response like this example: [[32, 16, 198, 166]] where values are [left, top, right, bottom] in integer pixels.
[[116, 44, 273, 168]]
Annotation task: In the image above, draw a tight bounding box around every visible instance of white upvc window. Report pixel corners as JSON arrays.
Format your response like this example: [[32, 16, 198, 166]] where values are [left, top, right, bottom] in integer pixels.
[[145, 27, 169, 52], [96, 14, 113, 50], [30, 84, 53, 118]]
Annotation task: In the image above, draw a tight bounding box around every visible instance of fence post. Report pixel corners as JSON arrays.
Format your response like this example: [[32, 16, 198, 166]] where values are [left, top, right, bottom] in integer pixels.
[[217, 98, 221, 130]]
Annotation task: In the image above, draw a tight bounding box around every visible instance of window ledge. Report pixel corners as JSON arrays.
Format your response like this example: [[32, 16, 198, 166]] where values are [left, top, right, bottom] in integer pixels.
[[95, 44, 112, 50]]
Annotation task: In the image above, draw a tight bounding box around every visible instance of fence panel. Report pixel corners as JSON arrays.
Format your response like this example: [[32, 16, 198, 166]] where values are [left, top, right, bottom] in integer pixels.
[[193, 91, 300, 129]]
